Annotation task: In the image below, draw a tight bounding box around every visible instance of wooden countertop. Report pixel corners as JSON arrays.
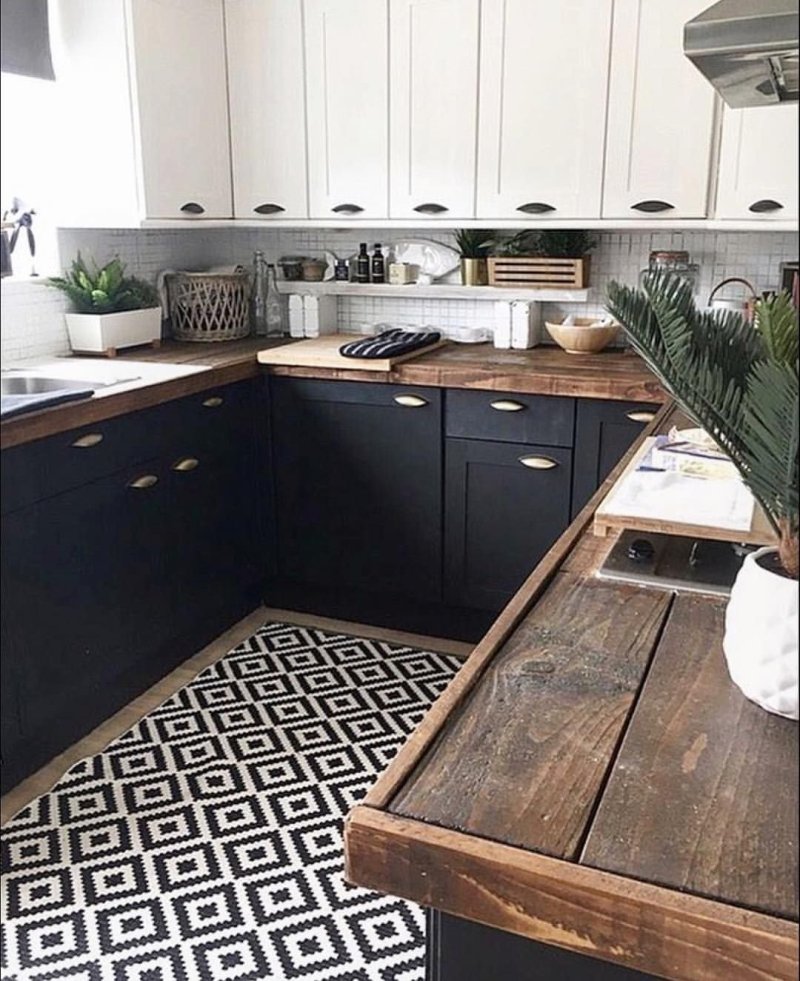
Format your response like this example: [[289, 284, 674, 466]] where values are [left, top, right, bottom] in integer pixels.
[[344, 404, 799, 981], [1, 339, 663, 450]]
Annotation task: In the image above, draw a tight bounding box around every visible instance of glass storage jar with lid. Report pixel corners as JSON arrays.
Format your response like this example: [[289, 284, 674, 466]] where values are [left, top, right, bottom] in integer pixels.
[[639, 250, 700, 295]]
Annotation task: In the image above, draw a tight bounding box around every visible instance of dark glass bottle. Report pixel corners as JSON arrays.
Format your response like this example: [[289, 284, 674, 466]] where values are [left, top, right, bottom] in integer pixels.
[[355, 243, 371, 283], [371, 243, 386, 283]]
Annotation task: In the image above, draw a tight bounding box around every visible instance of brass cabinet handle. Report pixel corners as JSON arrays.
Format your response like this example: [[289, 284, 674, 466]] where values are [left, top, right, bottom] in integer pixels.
[[519, 455, 558, 470], [626, 410, 656, 423], [490, 399, 526, 412], [128, 474, 159, 489], [71, 433, 104, 448], [202, 396, 224, 408], [394, 394, 428, 408], [172, 457, 199, 472]]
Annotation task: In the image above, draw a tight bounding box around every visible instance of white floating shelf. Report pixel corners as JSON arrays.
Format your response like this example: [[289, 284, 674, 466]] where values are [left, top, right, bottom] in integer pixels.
[[275, 282, 590, 303]]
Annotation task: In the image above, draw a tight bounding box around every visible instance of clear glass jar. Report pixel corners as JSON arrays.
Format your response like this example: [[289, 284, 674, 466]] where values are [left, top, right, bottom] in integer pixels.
[[249, 250, 269, 337], [639, 250, 700, 295]]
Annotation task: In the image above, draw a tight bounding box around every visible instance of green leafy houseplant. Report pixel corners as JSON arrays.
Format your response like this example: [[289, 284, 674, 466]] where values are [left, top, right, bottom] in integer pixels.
[[490, 229, 597, 258], [607, 272, 799, 578], [453, 229, 496, 259], [48, 254, 159, 313]]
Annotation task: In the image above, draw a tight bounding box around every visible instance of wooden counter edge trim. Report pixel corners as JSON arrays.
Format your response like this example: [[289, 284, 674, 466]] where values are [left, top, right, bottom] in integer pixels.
[[344, 806, 799, 981], [0, 360, 261, 450], [363, 401, 675, 810]]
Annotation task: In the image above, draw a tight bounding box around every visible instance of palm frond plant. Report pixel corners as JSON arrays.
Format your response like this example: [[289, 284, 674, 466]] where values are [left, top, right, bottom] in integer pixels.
[[606, 271, 799, 578], [535, 229, 597, 258], [48, 254, 159, 313]]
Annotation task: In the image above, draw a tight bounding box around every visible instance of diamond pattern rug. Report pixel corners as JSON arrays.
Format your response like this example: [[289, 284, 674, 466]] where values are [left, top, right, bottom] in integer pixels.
[[1, 622, 462, 980]]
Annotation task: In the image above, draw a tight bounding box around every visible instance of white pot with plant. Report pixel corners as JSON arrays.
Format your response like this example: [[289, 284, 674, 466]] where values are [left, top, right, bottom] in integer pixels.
[[48, 254, 161, 357], [608, 274, 798, 720]]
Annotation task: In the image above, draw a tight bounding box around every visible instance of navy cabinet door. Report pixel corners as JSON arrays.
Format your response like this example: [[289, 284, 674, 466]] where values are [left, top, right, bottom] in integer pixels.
[[571, 399, 658, 518], [444, 438, 573, 611], [1, 460, 171, 784], [272, 378, 442, 603]]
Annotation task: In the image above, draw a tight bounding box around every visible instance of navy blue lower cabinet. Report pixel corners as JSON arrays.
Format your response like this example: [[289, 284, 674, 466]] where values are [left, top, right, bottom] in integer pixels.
[[444, 438, 573, 611], [271, 378, 443, 604], [426, 911, 655, 981], [571, 399, 659, 518]]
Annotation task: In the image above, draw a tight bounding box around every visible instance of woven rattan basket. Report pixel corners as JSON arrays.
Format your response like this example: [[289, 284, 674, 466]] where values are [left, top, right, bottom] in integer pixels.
[[168, 272, 250, 342]]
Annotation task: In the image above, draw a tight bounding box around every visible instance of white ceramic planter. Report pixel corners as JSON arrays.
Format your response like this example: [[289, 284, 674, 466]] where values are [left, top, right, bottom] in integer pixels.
[[723, 546, 799, 720], [65, 307, 161, 355]]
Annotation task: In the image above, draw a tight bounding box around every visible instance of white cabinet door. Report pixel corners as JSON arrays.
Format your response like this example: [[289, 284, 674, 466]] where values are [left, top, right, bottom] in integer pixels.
[[603, 0, 717, 219], [226, 0, 308, 220], [390, 0, 479, 219], [716, 105, 799, 221], [305, 0, 389, 220], [128, 0, 232, 219], [476, 0, 612, 220]]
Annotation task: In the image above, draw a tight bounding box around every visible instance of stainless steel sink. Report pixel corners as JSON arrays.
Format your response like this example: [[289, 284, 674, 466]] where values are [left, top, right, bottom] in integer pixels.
[[1, 376, 98, 396]]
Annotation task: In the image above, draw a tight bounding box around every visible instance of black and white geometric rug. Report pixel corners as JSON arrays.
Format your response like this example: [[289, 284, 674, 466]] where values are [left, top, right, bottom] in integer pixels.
[[1, 622, 462, 981]]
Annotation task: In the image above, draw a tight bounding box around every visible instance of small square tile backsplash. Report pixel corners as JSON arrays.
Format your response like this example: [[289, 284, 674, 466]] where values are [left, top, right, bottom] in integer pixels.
[[1, 226, 796, 362]]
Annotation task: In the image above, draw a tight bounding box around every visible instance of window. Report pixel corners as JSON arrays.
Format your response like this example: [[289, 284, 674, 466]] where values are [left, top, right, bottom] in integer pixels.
[[1, 71, 61, 277]]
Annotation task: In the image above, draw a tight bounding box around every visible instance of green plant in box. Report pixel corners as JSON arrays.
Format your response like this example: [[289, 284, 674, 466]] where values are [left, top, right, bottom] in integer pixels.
[[48, 254, 159, 313], [453, 229, 496, 258]]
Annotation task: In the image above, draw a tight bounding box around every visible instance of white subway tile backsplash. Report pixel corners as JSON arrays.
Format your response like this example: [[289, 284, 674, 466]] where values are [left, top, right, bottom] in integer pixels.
[[0, 226, 796, 363]]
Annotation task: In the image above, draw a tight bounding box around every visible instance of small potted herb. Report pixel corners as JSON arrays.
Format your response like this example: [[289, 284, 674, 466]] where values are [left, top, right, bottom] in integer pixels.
[[48, 254, 161, 356], [454, 229, 496, 286], [488, 230, 596, 288]]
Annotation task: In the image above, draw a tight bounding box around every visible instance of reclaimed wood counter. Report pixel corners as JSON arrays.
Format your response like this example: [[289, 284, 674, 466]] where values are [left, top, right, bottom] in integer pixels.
[[1, 340, 662, 449], [343, 403, 799, 981]]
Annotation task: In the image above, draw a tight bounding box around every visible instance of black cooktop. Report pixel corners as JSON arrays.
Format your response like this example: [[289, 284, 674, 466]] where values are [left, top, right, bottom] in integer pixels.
[[596, 529, 751, 597]]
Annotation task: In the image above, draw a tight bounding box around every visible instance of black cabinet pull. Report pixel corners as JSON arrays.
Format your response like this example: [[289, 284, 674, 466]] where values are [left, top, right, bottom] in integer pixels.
[[516, 202, 556, 214], [748, 199, 783, 213], [631, 200, 674, 213], [413, 203, 449, 214], [254, 203, 285, 215], [332, 203, 364, 214], [180, 202, 205, 214]]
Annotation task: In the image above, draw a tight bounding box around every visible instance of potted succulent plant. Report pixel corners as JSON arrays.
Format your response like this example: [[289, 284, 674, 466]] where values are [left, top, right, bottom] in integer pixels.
[[454, 229, 496, 286], [48, 254, 161, 356], [488, 230, 595, 288], [607, 272, 798, 720]]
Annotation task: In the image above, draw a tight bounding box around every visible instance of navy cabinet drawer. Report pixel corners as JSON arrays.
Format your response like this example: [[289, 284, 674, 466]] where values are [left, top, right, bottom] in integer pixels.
[[0, 380, 258, 515], [168, 379, 257, 460], [446, 389, 575, 447], [1, 401, 184, 515]]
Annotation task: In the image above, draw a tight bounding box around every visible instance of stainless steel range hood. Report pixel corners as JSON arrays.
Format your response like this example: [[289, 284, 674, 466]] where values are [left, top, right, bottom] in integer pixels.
[[684, 0, 799, 107]]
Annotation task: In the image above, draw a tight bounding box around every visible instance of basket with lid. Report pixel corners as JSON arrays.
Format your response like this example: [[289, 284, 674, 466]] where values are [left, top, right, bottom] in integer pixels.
[[167, 271, 250, 342]]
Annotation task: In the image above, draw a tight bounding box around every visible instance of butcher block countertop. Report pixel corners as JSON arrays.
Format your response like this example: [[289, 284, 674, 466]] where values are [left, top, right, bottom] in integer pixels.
[[344, 404, 799, 981], [0, 339, 663, 449]]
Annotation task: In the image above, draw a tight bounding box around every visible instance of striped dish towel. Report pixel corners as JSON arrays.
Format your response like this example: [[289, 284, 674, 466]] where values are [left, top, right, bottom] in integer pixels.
[[339, 328, 441, 360]]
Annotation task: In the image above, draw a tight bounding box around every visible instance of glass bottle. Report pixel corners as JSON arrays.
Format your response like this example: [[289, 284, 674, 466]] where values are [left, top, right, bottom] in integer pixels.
[[355, 243, 371, 283], [249, 250, 269, 337], [265, 263, 286, 337], [371, 243, 386, 283]]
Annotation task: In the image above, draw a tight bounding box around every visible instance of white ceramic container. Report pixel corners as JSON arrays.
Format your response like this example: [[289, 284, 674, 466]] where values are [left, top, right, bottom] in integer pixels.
[[65, 307, 161, 355], [723, 546, 799, 720]]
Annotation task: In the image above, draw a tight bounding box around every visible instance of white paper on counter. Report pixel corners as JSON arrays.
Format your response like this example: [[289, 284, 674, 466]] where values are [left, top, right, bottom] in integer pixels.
[[603, 468, 755, 532]]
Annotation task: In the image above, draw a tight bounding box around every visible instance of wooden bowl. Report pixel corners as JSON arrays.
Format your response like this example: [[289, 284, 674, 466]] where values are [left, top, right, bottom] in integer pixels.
[[544, 317, 619, 354]]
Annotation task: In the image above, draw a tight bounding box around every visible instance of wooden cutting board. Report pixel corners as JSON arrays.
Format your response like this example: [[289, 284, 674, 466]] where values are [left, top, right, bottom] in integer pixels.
[[256, 334, 447, 372], [594, 437, 777, 545]]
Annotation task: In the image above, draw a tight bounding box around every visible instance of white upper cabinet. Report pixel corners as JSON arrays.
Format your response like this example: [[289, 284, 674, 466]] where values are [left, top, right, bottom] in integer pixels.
[[128, 0, 232, 219], [603, 0, 717, 219], [715, 105, 799, 222], [226, 0, 308, 220], [304, 0, 389, 220], [390, 0, 479, 219], [476, 0, 612, 220], [50, 0, 232, 224]]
